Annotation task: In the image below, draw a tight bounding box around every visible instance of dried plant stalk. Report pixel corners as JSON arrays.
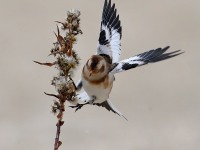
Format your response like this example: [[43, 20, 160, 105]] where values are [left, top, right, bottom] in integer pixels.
[[35, 9, 82, 150]]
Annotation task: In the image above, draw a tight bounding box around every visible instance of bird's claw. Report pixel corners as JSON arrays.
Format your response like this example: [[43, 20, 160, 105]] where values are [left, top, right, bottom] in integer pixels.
[[69, 104, 83, 112]]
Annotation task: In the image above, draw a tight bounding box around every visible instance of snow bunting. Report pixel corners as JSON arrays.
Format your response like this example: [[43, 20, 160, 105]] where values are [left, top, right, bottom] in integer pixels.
[[70, 0, 183, 119]]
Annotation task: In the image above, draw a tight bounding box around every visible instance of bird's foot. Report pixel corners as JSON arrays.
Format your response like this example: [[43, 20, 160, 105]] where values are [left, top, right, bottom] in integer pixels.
[[69, 104, 84, 112]]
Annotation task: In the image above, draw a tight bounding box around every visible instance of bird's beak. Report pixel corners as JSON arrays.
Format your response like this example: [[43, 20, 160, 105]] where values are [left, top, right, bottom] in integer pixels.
[[89, 70, 93, 76]]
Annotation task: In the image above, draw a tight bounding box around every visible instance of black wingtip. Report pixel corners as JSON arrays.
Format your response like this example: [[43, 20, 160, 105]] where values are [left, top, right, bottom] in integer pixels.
[[139, 46, 184, 63], [164, 46, 170, 49], [150, 49, 184, 63], [101, 0, 121, 31]]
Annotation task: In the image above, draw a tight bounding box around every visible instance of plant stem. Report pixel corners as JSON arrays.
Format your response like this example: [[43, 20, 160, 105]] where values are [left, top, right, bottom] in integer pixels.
[[54, 100, 65, 150], [54, 120, 61, 150]]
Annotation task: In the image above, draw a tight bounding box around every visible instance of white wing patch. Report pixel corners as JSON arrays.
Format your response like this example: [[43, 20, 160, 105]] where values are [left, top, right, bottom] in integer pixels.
[[97, 0, 122, 63]]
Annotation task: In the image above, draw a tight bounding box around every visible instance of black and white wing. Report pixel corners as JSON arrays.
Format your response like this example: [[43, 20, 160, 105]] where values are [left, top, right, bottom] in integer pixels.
[[97, 0, 122, 63], [94, 100, 127, 120], [110, 46, 184, 74]]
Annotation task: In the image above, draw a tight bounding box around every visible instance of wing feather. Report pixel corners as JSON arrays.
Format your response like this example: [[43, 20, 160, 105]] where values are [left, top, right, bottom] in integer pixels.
[[97, 0, 122, 63], [110, 46, 184, 73]]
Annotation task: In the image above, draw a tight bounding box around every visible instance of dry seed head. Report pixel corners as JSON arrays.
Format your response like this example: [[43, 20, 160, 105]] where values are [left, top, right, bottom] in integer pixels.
[[67, 9, 80, 18]]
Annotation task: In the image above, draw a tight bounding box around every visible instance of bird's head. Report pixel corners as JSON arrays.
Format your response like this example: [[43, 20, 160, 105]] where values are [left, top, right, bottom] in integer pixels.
[[84, 55, 108, 79]]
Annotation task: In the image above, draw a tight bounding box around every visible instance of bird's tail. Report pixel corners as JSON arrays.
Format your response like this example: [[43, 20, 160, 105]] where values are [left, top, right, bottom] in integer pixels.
[[94, 100, 127, 120]]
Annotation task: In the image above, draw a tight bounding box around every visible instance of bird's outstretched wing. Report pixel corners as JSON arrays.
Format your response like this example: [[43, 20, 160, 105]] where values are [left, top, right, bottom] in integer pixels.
[[94, 100, 127, 120], [110, 46, 184, 74], [97, 0, 122, 63]]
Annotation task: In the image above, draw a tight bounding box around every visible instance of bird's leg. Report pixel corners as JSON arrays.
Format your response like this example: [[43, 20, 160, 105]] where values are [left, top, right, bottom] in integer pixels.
[[69, 96, 96, 111], [69, 102, 89, 112]]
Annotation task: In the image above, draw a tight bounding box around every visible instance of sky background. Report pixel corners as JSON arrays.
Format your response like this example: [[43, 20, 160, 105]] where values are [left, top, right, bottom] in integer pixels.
[[0, 0, 199, 150]]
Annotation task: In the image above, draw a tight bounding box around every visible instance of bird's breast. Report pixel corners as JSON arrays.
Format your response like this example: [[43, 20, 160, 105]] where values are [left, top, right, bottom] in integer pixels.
[[82, 73, 114, 103]]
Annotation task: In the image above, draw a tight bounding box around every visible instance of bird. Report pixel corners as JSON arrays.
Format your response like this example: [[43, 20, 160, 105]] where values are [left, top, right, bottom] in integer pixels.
[[69, 0, 183, 119]]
